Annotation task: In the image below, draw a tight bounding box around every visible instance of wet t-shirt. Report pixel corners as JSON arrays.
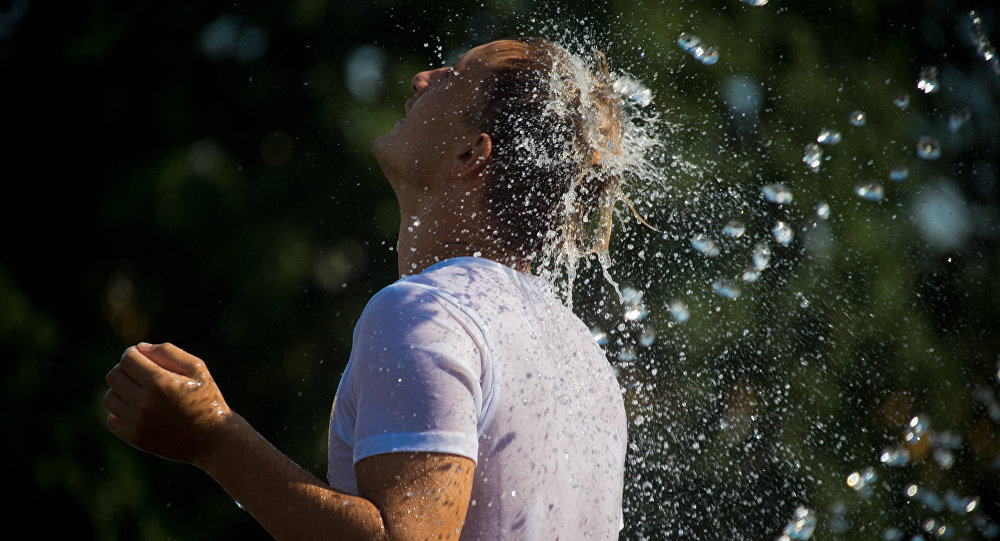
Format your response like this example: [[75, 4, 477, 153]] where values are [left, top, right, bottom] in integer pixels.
[[327, 257, 627, 540]]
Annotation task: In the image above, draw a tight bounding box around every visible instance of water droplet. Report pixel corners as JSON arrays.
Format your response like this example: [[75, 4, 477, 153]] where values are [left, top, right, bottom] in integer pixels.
[[677, 33, 719, 65], [613, 76, 653, 107], [849, 110, 866, 126], [618, 346, 637, 361], [883, 527, 904, 541], [880, 445, 910, 466], [742, 266, 762, 282], [778, 506, 816, 541], [889, 165, 909, 181], [590, 327, 608, 346], [845, 467, 877, 499], [669, 300, 690, 323], [623, 305, 649, 322], [691, 234, 721, 256], [969, 11, 1000, 75], [723, 220, 746, 238], [752, 242, 772, 271], [846, 471, 861, 487], [763, 183, 794, 204], [855, 182, 884, 202], [917, 66, 939, 94], [640, 326, 656, 347], [802, 143, 823, 171], [948, 108, 971, 132], [916, 136, 941, 160], [677, 33, 699, 51], [816, 201, 831, 219], [905, 415, 929, 443], [933, 448, 955, 469], [893, 93, 910, 109], [773, 221, 794, 246], [741, 0, 768, 5], [817, 128, 842, 145], [934, 430, 963, 449], [622, 288, 649, 322], [712, 278, 742, 300]]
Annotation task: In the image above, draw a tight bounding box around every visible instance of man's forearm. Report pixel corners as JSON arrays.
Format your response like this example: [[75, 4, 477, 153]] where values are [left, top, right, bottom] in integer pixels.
[[197, 413, 387, 541]]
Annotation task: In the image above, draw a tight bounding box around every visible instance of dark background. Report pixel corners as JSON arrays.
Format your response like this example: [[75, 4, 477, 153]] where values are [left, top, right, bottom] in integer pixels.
[[3, 0, 999, 539]]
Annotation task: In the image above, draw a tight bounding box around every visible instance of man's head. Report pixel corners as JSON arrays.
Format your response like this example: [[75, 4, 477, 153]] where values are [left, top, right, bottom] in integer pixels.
[[374, 37, 623, 263]]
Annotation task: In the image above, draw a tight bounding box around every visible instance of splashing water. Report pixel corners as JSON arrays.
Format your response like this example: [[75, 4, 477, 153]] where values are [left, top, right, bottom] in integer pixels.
[[495, 7, 1000, 540]]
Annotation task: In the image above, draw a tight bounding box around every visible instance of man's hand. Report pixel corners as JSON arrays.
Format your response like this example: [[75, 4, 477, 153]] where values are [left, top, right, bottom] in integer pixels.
[[104, 342, 232, 466]]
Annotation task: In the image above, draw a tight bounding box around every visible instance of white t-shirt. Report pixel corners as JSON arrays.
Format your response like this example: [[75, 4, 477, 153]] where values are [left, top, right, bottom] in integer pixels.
[[327, 257, 627, 540]]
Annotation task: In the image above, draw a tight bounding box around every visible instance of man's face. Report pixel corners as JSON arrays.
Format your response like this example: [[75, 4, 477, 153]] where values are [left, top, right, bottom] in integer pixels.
[[372, 42, 508, 189]]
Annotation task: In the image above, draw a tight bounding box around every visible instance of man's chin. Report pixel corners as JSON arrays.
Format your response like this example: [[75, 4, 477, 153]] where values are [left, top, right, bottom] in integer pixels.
[[371, 133, 391, 161]]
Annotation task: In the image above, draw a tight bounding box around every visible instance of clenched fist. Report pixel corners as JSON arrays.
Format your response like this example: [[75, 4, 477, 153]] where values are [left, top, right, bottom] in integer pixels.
[[104, 342, 233, 466]]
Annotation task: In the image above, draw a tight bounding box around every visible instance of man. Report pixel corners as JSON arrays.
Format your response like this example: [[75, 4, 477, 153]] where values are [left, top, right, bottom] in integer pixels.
[[105, 37, 627, 540]]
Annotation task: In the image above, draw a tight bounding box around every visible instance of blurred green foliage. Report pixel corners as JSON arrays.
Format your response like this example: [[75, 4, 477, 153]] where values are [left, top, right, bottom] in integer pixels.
[[2, 0, 998, 539]]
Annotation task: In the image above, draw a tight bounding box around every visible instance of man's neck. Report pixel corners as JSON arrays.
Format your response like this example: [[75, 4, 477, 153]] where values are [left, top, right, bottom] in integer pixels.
[[395, 206, 529, 277]]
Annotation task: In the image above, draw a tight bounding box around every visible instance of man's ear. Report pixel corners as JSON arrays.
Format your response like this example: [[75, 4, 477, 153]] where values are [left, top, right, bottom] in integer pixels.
[[451, 133, 492, 179]]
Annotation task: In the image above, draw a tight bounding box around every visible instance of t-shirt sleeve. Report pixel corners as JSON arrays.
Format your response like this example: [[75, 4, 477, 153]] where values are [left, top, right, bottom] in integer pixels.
[[346, 282, 485, 465]]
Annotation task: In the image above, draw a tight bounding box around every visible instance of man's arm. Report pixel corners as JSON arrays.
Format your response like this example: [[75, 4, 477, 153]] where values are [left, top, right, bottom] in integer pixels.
[[104, 342, 473, 541]]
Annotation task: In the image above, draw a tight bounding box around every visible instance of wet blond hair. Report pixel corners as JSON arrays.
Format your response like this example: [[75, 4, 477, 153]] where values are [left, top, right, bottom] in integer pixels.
[[464, 37, 626, 262]]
